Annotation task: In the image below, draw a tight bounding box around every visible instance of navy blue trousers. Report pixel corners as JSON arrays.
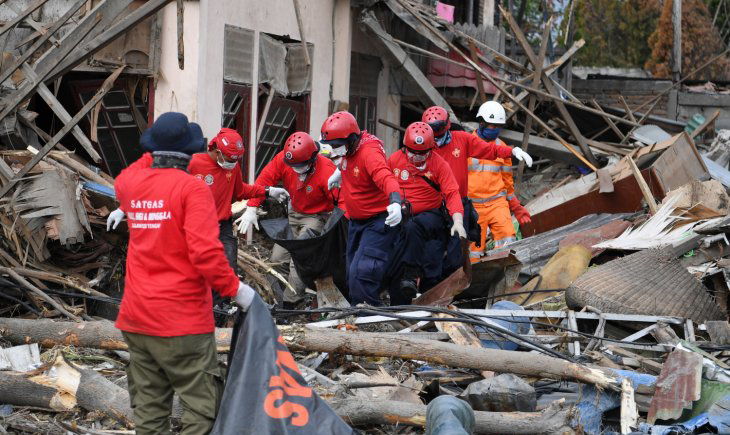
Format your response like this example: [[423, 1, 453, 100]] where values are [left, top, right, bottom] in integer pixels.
[[346, 213, 399, 306], [388, 209, 448, 305]]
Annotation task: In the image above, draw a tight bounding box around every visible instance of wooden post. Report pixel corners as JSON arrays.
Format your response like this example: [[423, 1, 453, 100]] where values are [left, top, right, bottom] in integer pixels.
[[627, 157, 658, 214], [177, 0, 184, 69], [468, 40, 487, 105], [292, 0, 311, 66], [672, 0, 682, 82], [517, 16, 552, 184]]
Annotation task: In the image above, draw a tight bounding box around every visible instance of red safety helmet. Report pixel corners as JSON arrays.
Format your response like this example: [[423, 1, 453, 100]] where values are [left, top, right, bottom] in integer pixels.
[[320, 111, 361, 147], [421, 106, 451, 136], [209, 128, 245, 160], [283, 132, 319, 166], [403, 122, 434, 152]]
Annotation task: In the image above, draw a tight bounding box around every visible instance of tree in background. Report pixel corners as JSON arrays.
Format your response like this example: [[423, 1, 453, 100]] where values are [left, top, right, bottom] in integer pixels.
[[645, 0, 730, 80], [566, 0, 660, 68]]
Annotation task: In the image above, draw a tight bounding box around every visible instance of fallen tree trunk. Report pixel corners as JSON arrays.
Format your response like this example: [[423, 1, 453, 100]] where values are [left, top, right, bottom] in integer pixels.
[[280, 325, 616, 387], [0, 318, 234, 351], [330, 398, 576, 435], [0, 355, 132, 426]]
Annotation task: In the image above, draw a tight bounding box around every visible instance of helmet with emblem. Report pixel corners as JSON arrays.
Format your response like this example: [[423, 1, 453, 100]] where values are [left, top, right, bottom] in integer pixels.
[[421, 106, 451, 137], [403, 122, 434, 152], [320, 111, 361, 154], [208, 128, 245, 160], [283, 132, 319, 167]]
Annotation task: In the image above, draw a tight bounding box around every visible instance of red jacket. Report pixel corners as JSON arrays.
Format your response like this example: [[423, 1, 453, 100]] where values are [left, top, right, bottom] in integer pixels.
[[341, 132, 402, 220], [432, 131, 513, 197], [248, 152, 337, 214], [125, 153, 266, 221], [189, 154, 266, 221], [114, 166, 238, 337], [388, 150, 463, 216]]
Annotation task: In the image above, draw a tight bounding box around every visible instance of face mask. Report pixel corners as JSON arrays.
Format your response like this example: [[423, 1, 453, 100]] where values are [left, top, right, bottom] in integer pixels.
[[216, 151, 237, 170], [292, 164, 311, 174], [435, 130, 452, 147], [477, 126, 501, 141], [406, 149, 430, 170]]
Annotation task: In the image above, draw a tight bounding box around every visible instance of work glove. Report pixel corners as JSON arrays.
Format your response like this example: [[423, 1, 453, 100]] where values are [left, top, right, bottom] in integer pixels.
[[511, 147, 533, 167], [450, 212, 467, 239], [327, 167, 342, 190], [268, 186, 290, 202], [235, 206, 259, 234], [234, 281, 256, 312], [508, 196, 532, 225], [385, 202, 402, 226], [106, 208, 125, 231]]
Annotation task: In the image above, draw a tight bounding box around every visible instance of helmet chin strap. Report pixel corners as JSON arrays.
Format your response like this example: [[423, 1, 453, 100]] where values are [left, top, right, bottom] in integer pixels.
[[151, 151, 191, 171]]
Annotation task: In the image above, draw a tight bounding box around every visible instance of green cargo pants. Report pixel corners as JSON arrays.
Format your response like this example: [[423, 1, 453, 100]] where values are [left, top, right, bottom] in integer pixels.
[[123, 331, 223, 435]]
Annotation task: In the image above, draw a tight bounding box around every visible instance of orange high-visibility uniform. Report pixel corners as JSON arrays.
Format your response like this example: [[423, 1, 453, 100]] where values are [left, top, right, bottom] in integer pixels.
[[467, 136, 516, 262]]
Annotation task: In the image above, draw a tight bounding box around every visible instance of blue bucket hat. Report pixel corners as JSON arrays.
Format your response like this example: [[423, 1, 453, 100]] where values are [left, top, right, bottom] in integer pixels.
[[140, 112, 206, 156]]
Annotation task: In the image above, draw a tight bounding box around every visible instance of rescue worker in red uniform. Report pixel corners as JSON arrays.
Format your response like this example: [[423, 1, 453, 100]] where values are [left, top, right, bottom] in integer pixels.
[[109, 128, 289, 271], [469, 101, 532, 260], [420, 106, 533, 275], [113, 112, 256, 435], [320, 111, 403, 306], [236, 132, 338, 302], [387, 122, 465, 303]]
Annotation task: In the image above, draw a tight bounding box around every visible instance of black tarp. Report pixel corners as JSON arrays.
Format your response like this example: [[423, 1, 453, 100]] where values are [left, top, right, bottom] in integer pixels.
[[260, 208, 348, 296], [211, 295, 354, 435]]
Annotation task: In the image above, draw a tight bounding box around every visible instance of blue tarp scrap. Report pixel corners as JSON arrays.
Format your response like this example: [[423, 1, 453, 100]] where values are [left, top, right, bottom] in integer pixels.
[[572, 369, 657, 435]]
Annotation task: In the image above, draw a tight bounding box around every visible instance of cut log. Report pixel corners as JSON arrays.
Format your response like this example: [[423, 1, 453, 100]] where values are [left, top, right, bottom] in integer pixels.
[[280, 326, 616, 387], [0, 318, 617, 387], [0, 355, 132, 425], [330, 398, 576, 435], [0, 318, 234, 352]]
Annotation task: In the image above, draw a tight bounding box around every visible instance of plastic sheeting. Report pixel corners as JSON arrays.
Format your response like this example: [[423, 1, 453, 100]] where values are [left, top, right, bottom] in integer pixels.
[[261, 208, 348, 295], [211, 294, 354, 435]]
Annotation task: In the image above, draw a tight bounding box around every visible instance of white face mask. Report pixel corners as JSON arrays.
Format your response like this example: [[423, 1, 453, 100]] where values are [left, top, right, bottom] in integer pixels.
[[216, 152, 237, 170], [292, 164, 311, 174], [406, 149, 430, 170]]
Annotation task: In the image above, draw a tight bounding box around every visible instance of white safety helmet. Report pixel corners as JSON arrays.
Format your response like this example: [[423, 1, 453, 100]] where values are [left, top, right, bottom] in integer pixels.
[[477, 101, 506, 125]]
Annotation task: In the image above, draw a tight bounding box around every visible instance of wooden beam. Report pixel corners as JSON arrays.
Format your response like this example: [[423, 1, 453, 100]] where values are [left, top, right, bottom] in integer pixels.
[[590, 99, 626, 141], [468, 40, 487, 105], [0, 0, 50, 40], [378, 118, 406, 132], [517, 16, 552, 184], [292, 0, 311, 66], [0, 0, 86, 87], [20, 64, 101, 162], [0, 65, 125, 199], [500, 6, 598, 166], [176, 0, 184, 69], [46, 0, 171, 81], [5, 0, 60, 46], [391, 0, 596, 171], [361, 11, 457, 122], [0, 14, 102, 124], [627, 156, 658, 214], [672, 0, 682, 82]]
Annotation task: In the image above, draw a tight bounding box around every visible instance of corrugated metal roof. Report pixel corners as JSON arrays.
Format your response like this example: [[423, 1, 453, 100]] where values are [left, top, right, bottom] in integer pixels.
[[647, 350, 703, 424]]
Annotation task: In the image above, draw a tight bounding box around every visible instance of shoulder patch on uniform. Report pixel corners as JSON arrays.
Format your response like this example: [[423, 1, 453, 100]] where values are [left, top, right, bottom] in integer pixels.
[[204, 174, 214, 185], [401, 170, 409, 181]]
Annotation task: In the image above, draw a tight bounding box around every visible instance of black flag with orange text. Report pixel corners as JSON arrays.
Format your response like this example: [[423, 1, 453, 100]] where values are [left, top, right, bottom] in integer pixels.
[[210, 294, 354, 435]]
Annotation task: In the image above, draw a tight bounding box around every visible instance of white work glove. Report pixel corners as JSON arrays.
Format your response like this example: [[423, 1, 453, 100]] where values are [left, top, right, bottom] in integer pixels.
[[234, 281, 255, 311], [450, 212, 467, 239], [268, 186, 290, 202], [327, 167, 342, 190], [511, 147, 533, 167], [106, 208, 125, 231], [385, 202, 402, 226], [235, 206, 259, 234]]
